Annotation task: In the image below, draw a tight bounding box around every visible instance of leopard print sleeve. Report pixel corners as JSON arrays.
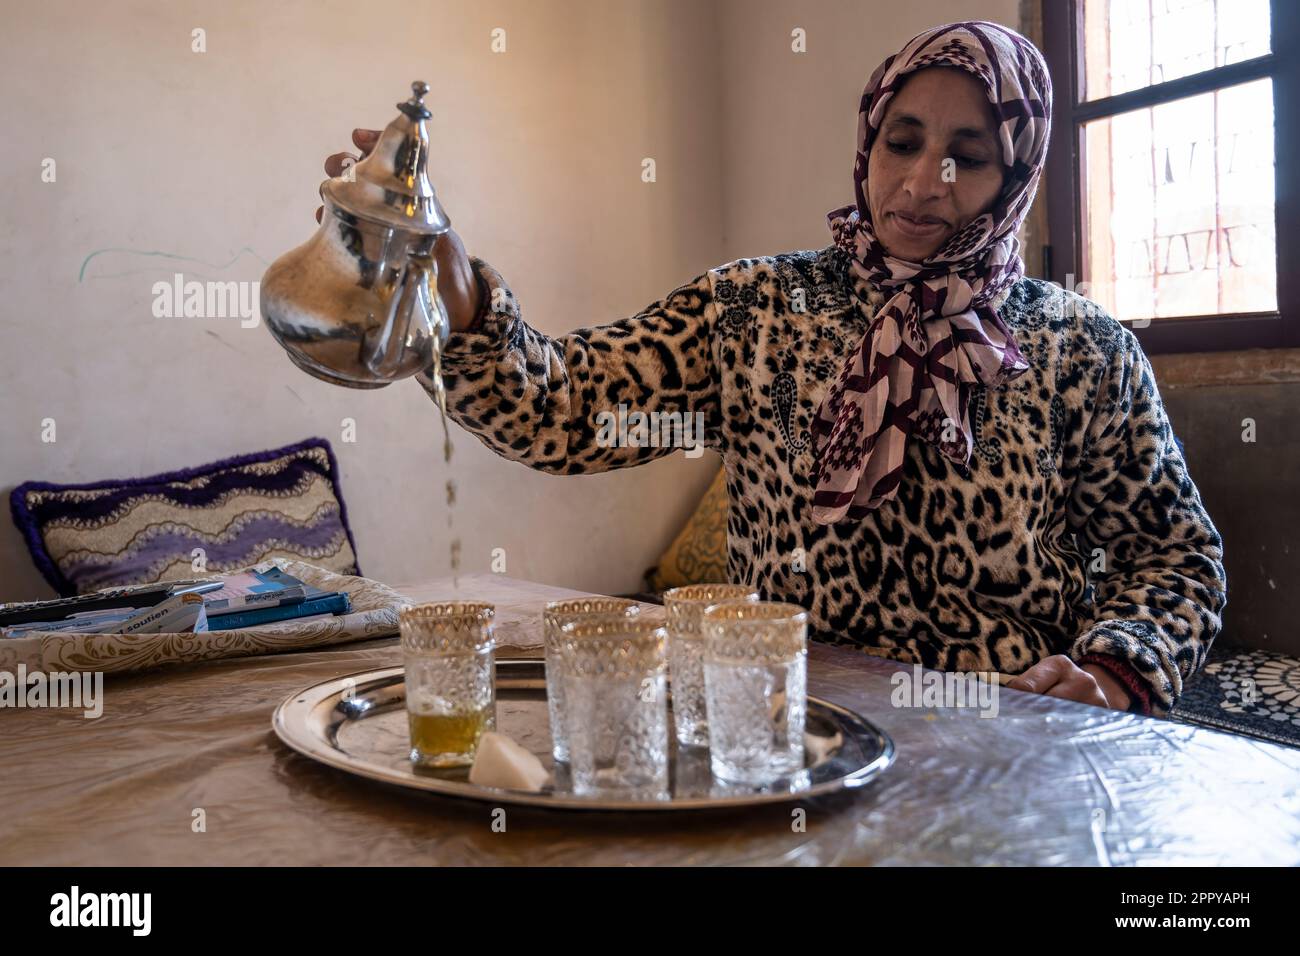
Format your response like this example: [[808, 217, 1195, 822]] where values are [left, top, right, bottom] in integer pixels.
[[415, 255, 724, 474], [1066, 319, 1227, 716]]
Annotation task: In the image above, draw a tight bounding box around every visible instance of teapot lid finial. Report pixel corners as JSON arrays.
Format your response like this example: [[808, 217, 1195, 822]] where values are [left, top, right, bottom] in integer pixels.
[[397, 81, 432, 121], [320, 79, 450, 234]]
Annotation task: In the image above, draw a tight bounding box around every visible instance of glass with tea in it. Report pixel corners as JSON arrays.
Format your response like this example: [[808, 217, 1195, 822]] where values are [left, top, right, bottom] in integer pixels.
[[399, 601, 496, 767]]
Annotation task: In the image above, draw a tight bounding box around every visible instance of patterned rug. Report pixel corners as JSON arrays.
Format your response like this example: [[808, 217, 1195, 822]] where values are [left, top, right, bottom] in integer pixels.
[[1169, 642, 1300, 750]]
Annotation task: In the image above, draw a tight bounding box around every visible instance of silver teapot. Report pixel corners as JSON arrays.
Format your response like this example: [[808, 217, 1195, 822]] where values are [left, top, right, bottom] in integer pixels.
[[261, 81, 451, 389]]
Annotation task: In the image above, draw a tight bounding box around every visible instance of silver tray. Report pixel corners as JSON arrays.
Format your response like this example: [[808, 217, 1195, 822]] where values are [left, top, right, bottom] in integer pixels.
[[272, 659, 895, 811]]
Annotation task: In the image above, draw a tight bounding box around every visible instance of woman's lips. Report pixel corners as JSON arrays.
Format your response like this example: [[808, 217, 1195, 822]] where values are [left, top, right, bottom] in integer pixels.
[[889, 211, 948, 239]]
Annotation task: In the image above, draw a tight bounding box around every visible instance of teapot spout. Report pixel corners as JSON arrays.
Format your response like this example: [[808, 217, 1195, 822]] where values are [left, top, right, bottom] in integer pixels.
[[364, 253, 447, 380]]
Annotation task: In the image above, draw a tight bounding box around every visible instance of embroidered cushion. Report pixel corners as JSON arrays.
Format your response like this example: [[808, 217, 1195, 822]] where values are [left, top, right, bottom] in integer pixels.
[[10, 437, 360, 596]]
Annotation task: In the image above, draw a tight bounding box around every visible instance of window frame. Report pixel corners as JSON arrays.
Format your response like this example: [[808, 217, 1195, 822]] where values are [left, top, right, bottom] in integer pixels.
[[1041, 0, 1300, 353]]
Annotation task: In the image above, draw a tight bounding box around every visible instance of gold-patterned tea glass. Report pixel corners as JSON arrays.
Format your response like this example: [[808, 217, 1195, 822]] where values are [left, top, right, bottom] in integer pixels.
[[399, 601, 495, 768], [553, 616, 670, 799], [701, 600, 808, 785], [663, 584, 760, 747], [543, 598, 641, 764]]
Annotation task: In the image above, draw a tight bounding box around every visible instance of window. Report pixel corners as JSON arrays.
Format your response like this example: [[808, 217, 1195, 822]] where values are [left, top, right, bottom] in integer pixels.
[[1042, 0, 1300, 352]]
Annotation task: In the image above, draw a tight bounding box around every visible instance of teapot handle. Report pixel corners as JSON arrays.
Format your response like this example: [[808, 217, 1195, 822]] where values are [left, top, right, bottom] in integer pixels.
[[365, 251, 447, 378]]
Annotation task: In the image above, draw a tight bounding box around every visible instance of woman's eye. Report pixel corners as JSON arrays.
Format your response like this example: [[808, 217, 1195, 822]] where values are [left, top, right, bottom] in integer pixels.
[[953, 154, 989, 170], [886, 140, 916, 155]]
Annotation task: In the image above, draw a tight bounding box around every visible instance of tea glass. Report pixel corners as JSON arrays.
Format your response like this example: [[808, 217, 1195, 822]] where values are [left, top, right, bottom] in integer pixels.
[[553, 615, 670, 799], [542, 597, 641, 764], [702, 600, 808, 785], [399, 601, 496, 768], [663, 584, 759, 747]]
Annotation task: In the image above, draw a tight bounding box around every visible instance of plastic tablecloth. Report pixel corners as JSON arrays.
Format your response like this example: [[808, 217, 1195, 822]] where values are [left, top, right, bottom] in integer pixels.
[[2, 575, 1298, 866]]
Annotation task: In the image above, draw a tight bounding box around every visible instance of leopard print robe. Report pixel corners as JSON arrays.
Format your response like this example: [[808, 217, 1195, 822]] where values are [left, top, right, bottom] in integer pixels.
[[417, 245, 1227, 716]]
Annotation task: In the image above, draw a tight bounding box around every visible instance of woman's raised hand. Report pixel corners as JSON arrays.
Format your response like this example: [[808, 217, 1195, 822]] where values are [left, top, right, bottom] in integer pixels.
[[317, 128, 484, 333]]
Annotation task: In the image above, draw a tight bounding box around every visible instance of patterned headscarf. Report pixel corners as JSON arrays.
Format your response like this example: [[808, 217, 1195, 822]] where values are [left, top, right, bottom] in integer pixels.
[[810, 21, 1051, 525]]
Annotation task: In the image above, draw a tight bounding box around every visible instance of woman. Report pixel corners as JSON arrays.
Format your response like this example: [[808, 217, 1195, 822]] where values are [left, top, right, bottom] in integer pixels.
[[325, 21, 1225, 716]]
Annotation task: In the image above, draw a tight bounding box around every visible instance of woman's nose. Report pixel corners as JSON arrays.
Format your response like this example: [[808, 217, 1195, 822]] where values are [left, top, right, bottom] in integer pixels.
[[900, 151, 950, 202]]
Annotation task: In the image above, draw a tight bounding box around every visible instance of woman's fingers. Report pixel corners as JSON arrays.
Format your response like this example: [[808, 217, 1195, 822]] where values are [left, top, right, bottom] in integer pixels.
[[1005, 655, 1070, 695], [323, 131, 381, 178], [1045, 679, 1109, 708], [352, 128, 380, 152], [324, 151, 358, 178], [1007, 654, 1109, 708]]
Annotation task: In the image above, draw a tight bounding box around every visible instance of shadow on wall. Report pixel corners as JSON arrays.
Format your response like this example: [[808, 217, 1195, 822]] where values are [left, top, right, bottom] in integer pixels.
[[1162, 383, 1299, 657]]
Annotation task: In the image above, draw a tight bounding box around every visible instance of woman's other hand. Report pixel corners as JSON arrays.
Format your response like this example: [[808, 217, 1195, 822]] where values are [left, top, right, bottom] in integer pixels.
[[318, 128, 381, 214], [317, 129, 484, 333], [1006, 654, 1131, 711]]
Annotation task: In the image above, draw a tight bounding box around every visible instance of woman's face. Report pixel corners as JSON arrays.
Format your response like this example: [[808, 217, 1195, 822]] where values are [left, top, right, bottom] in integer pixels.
[[866, 67, 1005, 261]]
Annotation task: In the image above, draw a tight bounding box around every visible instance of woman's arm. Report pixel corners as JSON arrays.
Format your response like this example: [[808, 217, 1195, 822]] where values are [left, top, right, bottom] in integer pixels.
[[417, 256, 724, 475], [1065, 321, 1228, 717]]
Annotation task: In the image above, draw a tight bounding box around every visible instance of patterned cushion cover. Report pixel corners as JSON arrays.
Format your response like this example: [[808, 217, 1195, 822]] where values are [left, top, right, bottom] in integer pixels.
[[644, 463, 728, 592], [10, 437, 360, 596]]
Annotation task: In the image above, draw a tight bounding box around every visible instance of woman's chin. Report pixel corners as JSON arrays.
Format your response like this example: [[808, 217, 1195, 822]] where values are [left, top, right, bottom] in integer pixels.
[[889, 234, 951, 260], [878, 227, 946, 263]]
